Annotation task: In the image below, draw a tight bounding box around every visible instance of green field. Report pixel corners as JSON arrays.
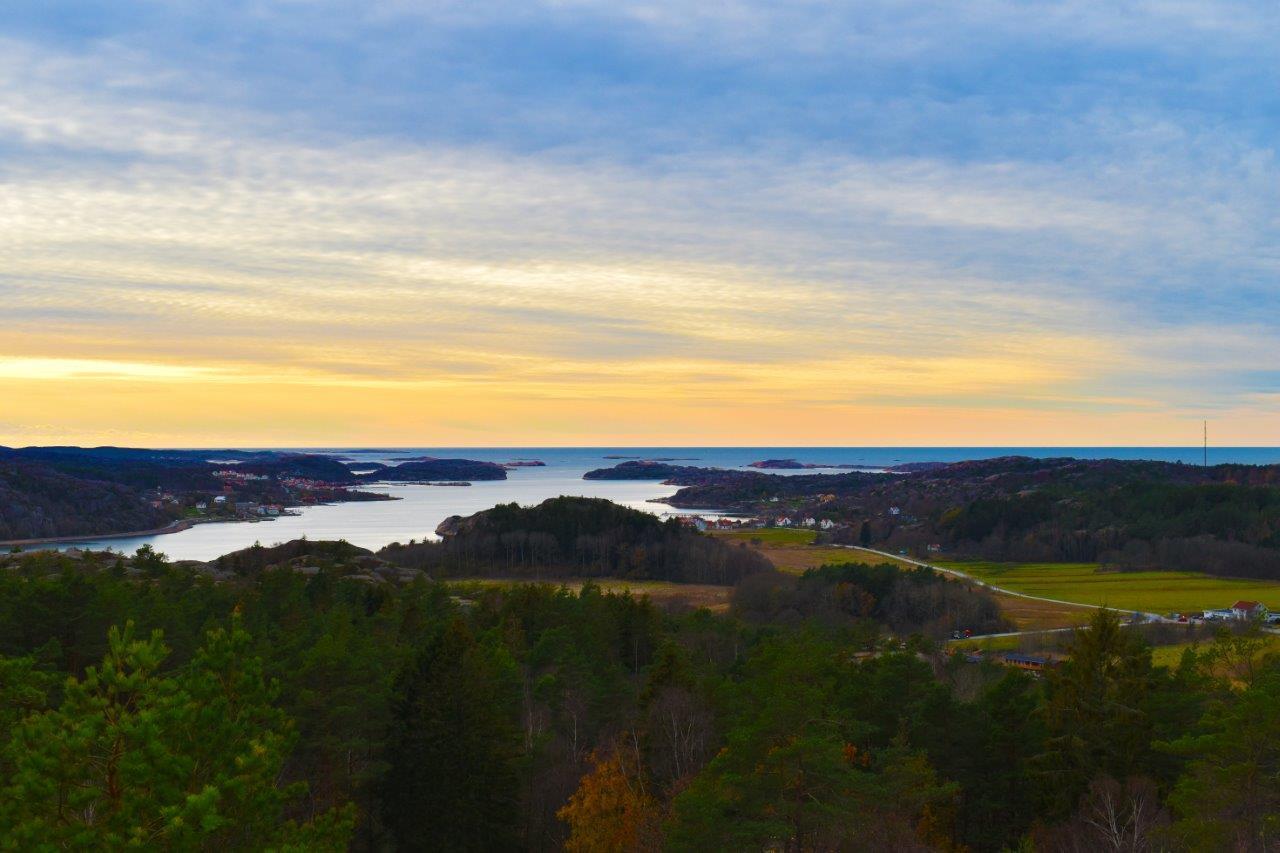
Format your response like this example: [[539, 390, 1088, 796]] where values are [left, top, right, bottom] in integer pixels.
[[711, 528, 817, 545], [936, 560, 1280, 614], [1150, 634, 1280, 669]]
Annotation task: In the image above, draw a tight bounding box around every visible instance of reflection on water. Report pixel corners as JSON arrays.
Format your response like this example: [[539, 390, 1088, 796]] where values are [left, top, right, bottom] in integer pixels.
[[33, 471, 715, 562]]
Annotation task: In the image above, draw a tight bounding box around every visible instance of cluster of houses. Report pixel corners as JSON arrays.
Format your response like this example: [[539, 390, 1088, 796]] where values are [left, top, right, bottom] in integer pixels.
[[211, 469, 270, 484], [674, 515, 845, 532], [1196, 600, 1276, 623], [770, 516, 838, 530], [144, 489, 182, 510], [674, 516, 742, 532]]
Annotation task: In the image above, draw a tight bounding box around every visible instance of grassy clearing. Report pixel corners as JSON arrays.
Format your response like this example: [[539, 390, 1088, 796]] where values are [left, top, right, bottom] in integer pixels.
[[989, 593, 1095, 632], [951, 634, 1026, 654], [716, 538, 915, 576], [755, 547, 905, 575], [710, 528, 817, 546], [445, 578, 732, 612], [1149, 633, 1280, 669], [935, 561, 1280, 614], [725, 538, 1093, 632]]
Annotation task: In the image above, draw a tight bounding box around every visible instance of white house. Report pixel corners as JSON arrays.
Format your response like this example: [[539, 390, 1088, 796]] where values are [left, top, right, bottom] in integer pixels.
[[775, 517, 792, 527], [801, 517, 817, 528], [819, 519, 836, 530], [1231, 600, 1268, 620]]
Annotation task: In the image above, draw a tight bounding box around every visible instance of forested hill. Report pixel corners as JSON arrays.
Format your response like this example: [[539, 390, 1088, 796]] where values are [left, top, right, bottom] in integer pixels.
[[380, 496, 770, 583], [212, 539, 375, 575], [0, 446, 355, 491], [0, 446, 223, 491], [582, 460, 716, 481], [598, 455, 1280, 580], [0, 460, 173, 541], [359, 458, 507, 482]]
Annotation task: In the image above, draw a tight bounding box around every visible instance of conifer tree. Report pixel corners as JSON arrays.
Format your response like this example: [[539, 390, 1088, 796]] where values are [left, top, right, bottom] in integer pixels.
[[0, 619, 353, 850], [380, 618, 522, 851]]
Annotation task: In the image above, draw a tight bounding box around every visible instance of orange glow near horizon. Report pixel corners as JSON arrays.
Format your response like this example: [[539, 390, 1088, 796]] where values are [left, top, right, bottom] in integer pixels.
[[2, 359, 1273, 448]]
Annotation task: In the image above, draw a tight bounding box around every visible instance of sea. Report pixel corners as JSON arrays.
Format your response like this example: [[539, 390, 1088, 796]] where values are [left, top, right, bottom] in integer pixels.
[[23, 446, 1280, 562]]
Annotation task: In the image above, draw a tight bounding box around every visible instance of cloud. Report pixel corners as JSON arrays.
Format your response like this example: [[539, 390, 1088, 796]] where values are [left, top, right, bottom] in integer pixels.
[[0, 1, 1277, 443]]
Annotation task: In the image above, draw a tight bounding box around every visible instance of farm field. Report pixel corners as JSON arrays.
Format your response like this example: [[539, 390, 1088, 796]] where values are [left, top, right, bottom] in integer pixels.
[[446, 578, 732, 612], [711, 528, 818, 546], [990, 594, 1095, 631], [711, 531, 911, 575], [936, 560, 1280, 615], [715, 533, 1094, 631]]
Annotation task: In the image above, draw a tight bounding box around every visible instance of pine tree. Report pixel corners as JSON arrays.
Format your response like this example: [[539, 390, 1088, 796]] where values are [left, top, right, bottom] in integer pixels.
[[0, 619, 353, 850], [1037, 608, 1157, 816], [1167, 665, 1280, 849], [380, 618, 522, 851]]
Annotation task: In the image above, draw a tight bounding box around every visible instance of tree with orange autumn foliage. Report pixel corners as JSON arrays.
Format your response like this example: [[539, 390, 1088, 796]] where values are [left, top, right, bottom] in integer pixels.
[[558, 737, 663, 852]]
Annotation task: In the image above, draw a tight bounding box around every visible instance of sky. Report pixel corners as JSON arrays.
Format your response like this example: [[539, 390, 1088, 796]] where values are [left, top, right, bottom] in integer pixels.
[[2, 0, 1278, 447]]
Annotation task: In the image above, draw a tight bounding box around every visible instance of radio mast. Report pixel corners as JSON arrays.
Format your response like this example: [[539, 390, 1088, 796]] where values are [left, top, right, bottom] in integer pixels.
[[1203, 420, 1207, 467]]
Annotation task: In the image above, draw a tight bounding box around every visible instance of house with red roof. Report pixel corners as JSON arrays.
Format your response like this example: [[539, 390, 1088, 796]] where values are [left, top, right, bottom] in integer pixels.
[[1230, 600, 1268, 620]]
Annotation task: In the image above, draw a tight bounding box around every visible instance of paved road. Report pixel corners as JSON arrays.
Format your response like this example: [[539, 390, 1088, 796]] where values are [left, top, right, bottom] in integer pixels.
[[831, 544, 1280, 643], [835, 545, 1171, 640]]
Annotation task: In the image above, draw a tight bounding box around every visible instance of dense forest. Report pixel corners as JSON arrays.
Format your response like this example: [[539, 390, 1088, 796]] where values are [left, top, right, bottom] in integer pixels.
[[0, 460, 174, 541], [733, 562, 1008, 639], [1, 541, 1277, 850], [382, 497, 771, 584]]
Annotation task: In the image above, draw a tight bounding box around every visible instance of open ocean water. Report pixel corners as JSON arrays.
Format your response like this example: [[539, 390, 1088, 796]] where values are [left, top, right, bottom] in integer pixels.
[[26, 447, 1280, 561]]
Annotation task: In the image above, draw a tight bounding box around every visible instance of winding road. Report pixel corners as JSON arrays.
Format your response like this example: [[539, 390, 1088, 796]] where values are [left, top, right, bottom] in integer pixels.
[[835, 545, 1171, 640]]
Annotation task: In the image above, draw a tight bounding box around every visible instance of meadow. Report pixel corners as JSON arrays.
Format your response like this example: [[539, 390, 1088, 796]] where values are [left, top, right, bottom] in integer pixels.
[[711, 529, 911, 574], [713, 531, 1094, 630], [936, 560, 1280, 614], [711, 528, 819, 546], [445, 577, 732, 611], [1148, 633, 1280, 670]]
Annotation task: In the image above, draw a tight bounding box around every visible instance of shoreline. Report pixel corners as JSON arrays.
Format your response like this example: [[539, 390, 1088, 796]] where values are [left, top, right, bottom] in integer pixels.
[[1, 519, 196, 548], [2, 495, 385, 550]]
